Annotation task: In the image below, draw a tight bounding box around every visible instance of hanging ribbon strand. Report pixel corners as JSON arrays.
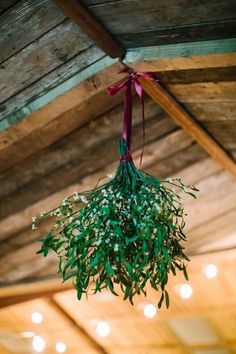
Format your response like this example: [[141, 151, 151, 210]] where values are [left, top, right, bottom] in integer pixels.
[[107, 68, 156, 165]]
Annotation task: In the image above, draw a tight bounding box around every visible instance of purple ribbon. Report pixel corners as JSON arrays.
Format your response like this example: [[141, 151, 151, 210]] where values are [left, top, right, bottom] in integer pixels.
[[107, 68, 156, 164]]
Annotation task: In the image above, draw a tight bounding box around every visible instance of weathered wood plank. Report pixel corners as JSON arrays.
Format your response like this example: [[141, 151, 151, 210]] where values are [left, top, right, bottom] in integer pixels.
[[186, 207, 236, 254], [167, 82, 236, 103], [184, 170, 236, 231], [156, 66, 236, 85], [131, 53, 236, 72], [0, 279, 71, 307], [0, 0, 66, 63], [1, 51, 235, 133], [0, 45, 105, 123], [117, 21, 236, 48], [0, 62, 122, 171], [201, 121, 236, 149], [147, 143, 207, 178], [0, 278, 71, 297], [0, 242, 56, 281], [125, 39, 236, 63], [84, 0, 236, 34], [0, 222, 53, 258], [172, 157, 222, 185], [183, 102, 236, 121], [0, 0, 20, 15], [0, 19, 92, 104]]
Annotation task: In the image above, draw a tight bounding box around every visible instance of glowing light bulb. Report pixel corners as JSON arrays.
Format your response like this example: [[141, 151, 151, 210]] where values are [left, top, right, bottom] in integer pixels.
[[56, 342, 67, 353], [31, 312, 43, 324], [32, 336, 45, 352], [180, 284, 193, 299], [144, 304, 157, 318], [96, 321, 111, 337], [204, 264, 218, 279]]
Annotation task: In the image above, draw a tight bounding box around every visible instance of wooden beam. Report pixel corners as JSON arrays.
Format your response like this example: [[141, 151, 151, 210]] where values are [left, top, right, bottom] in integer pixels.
[[0, 278, 72, 308], [125, 38, 236, 63], [53, 0, 125, 59], [139, 78, 236, 178], [48, 297, 109, 354], [118, 20, 236, 48], [1, 53, 235, 134]]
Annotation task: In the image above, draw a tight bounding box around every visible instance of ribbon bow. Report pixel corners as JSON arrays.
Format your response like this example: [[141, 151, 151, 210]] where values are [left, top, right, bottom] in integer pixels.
[[107, 68, 155, 165]]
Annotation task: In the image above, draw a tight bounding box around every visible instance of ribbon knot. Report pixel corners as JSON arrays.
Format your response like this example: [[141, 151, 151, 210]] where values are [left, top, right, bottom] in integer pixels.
[[107, 67, 156, 165]]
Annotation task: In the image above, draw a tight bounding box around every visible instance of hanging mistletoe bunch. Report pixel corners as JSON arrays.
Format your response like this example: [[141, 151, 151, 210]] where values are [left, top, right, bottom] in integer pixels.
[[34, 68, 197, 308]]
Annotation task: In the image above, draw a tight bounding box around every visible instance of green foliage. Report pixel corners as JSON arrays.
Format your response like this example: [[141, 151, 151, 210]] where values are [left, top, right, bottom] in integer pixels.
[[34, 139, 198, 308]]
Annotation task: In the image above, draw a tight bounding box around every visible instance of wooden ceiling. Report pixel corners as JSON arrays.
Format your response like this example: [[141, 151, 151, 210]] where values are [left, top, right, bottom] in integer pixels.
[[1, 252, 236, 354], [0, 1, 236, 353]]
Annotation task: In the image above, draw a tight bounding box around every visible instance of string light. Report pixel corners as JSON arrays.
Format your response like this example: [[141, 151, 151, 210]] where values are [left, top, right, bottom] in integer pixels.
[[96, 321, 111, 337], [180, 284, 193, 299], [32, 336, 45, 352], [143, 304, 157, 318], [31, 312, 43, 324], [204, 264, 218, 279], [56, 342, 67, 353]]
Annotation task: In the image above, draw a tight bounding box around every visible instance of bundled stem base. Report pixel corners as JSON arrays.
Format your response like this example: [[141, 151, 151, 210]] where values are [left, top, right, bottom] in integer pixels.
[[36, 139, 197, 308]]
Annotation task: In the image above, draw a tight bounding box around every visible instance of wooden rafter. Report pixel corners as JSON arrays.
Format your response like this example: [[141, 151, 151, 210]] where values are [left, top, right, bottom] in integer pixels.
[[0, 278, 72, 308], [139, 78, 236, 178], [53, 0, 125, 59]]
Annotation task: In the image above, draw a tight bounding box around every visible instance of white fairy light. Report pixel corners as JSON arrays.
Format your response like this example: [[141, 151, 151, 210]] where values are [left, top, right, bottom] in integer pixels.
[[96, 321, 111, 337], [144, 304, 157, 318], [180, 284, 193, 299], [204, 264, 218, 279], [31, 312, 43, 324], [32, 336, 45, 352], [55, 342, 67, 353]]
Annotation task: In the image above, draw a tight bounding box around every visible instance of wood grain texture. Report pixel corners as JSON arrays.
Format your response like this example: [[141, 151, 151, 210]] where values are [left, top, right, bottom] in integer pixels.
[[117, 20, 236, 48], [0, 62, 122, 171], [84, 0, 236, 35], [0, 0, 66, 63], [53, 0, 125, 58], [156, 66, 236, 85], [0, 0, 20, 15], [186, 207, 236, 254], [130, 53, 236, 72], [183, 102, 236, 121], [125, 38, 236, 63], [0, 19, 92, 104], [0, 45, 105, 122], [167, 82, 236, 103]]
